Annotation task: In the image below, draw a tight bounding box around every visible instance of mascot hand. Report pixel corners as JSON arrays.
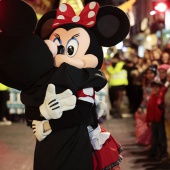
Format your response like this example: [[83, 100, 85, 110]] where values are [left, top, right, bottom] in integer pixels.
[[77, 88, 95, 104], [32, 120, 52, 142], [88, 125, 110, 150], [40, 84, 76, 120], [95, 99, 107, 118]]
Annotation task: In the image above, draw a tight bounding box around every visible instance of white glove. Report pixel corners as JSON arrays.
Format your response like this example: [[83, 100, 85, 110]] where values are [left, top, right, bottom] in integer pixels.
[[32, 120, 52, 142], [88, 125, 110, 150], [95, 99, 107, 118], [40, 84, 76, 120]]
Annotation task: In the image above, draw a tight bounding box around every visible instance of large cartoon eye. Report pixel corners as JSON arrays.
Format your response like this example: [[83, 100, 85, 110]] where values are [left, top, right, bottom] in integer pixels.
[[66, 38, 79, 58]]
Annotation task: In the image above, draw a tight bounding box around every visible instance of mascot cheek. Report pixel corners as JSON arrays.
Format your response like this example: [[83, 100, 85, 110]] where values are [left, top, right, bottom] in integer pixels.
[[44, 40, 58, 57], [81, 54, 98, 68], [54, 55, 85, 68], [54, 55, 67, 67]]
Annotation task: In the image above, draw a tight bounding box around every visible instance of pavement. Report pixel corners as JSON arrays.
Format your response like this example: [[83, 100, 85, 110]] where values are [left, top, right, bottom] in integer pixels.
[[0, 121, 35, 170], [103, 116, 170, 170], [0, 116, 170, 170]]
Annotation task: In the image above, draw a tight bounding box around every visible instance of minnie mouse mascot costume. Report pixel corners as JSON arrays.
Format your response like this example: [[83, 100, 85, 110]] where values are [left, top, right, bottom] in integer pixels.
[[0, 0, 129, 170]]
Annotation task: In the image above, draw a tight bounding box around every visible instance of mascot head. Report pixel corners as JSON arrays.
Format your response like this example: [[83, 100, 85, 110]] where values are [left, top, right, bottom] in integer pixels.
[[36, 2, 130, 70]]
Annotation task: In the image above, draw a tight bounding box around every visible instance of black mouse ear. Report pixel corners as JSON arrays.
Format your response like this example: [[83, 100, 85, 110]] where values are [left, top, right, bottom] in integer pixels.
[[0, 0, 37, 36], [35, 10, 56, 39], [92, 6, 130, 47]]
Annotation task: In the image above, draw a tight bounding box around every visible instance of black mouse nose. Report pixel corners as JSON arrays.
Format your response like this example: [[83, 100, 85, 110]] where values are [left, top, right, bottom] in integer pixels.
[[57, 45, 65, 54]]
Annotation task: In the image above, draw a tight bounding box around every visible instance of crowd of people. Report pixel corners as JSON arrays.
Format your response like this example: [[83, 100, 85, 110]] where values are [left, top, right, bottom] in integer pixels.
[[105, 45, 170, 162]]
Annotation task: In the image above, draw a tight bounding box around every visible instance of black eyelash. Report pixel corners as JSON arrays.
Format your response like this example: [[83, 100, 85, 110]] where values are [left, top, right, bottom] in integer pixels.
[[72, 33, 80, 39], [54, 33, 60, 39], [54, 33, 62, 44]]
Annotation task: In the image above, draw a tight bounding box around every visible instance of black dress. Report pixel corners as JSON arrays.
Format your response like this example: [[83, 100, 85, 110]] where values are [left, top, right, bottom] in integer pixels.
[[21, 63, 107, 170]]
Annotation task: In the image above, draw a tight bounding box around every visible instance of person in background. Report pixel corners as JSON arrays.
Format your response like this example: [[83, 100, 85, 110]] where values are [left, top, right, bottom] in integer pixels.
[[152, 64, 170, 160], [152, 47, 162, 64], [124, 58, 137, 115], [158, 64, 170, 84], [160, 50, 170, 65], [0, 83, 12, 125], [164, 68, 170, 156], [125, 56, 143, 115], [146, 80, 168, 161], [135, 65, 157, 146], [107, 53, 128, 118]]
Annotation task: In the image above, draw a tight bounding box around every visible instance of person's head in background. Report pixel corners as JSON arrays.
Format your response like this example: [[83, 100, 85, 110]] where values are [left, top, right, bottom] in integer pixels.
[[145, 65, 157, 82], [151, 60, 159, 68], [110, 53, 122, 67], [151, 80, 163, 96], [131, 54, 139, 65], [158, 64, 170, 84], [161, 50, 170, 64], [144, 50, 152, 65], [137, 57, 144, 66], [152, 48, 161, 64]]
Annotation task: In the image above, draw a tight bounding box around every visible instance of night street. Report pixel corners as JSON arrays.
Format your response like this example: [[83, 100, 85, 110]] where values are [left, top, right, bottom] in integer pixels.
[[0, 116, 170, 170]]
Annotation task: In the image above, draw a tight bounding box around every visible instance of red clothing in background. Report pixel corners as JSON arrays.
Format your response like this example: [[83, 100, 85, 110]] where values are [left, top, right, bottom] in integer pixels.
[[146, 85, 167, 123], [157, 86, 167, 106], [146, 93, 163, 123]]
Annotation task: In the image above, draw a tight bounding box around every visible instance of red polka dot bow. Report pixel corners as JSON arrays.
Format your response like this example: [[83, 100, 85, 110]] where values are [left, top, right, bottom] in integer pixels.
[[52, 2, 99, 28]]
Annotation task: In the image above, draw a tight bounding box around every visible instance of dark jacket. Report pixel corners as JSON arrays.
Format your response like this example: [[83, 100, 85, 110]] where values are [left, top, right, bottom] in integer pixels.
[[21, 63, 107, 170]]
